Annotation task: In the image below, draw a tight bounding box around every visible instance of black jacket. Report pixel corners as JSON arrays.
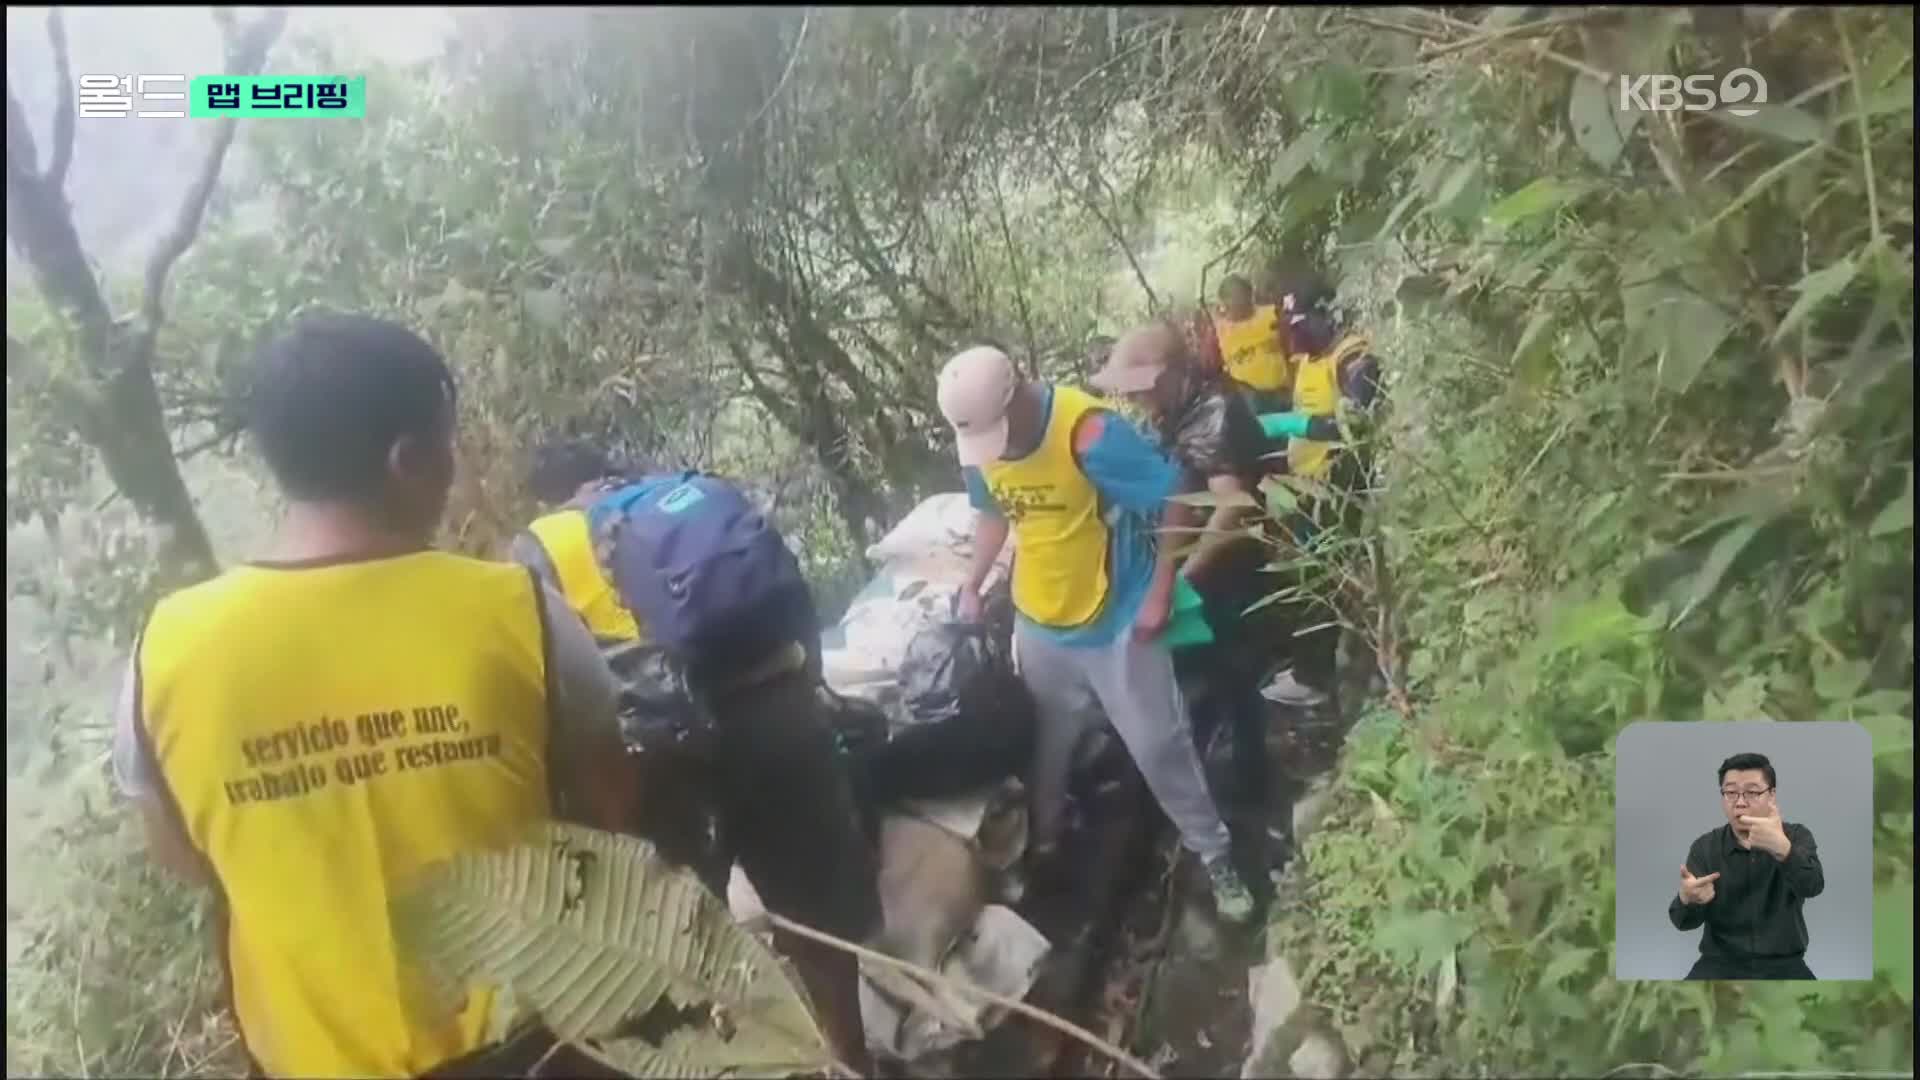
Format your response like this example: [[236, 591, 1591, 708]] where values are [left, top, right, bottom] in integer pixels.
[[1669, 822, 1825, 959]]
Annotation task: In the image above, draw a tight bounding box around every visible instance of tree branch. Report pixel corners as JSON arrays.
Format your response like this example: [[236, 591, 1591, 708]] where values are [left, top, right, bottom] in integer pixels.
[[140, 116, 241, 335], [6, 79, 113, 345], [5, 79, 39, 178], [764, 911, 1163, 1080], [174, 421, 246, 463], [6, 335, 35, 380], [139, 7, 286, 340], [44, 9, 74, 192], [986, 166, 1041, 378], [1038, 126, 1160, 312]]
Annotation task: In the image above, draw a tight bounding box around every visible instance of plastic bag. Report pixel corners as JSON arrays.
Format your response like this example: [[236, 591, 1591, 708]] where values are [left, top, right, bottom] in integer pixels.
[[1166, 380, 1268, 482], [856, 598, 1033, 809], [865, 493, 978, 565], [818, 683, 889, 759], [900, 622, 1009, 726], [604, 641, 717, 760]]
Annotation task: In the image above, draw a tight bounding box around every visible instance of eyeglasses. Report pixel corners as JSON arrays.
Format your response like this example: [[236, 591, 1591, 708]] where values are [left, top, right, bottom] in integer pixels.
[[1720, 787, 1774, 803]]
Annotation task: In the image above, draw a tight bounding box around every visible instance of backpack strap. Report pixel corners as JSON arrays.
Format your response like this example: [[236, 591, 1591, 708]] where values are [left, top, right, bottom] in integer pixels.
[[1330, 333, 1372, 369], [705, 640, 809, 698]]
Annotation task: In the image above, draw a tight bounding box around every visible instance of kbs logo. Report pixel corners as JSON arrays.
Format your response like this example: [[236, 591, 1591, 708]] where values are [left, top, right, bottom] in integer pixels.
[[1617, 69, 1768, 117]]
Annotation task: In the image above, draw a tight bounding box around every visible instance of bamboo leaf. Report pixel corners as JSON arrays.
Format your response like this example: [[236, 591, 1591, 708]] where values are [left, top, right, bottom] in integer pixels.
[[1568, 75, 1630, 171], [1669, 519, 1765, 628], [1868, 471, 1913, 538], [1772, 256, 1861, 344], [1485, 179, 1589, 227], [1538, 947, 1596, 988], [1873, 880, 1913, 1004], [1270, 127, 1332, 189], [1709, 103, 1825, 145], [1429, 161, 1478, 210], [1259, 474, 1299, 516], [1651, 289, 1735, 391]]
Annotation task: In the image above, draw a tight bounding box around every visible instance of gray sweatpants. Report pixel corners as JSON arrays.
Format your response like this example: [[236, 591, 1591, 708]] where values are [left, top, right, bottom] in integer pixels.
[[1014, 622, 1232, 862]]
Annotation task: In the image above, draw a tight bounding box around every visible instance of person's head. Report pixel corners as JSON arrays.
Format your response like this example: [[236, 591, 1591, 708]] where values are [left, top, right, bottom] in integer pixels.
[[1279, 274, 1340, 357], [249, 313, 458, 540], [1253, 262, 1283, 306], [1218, 273, 1255, 319], [938, 345, 1041, 467], [1717, 752, 1778, 830], [527, 438, 620, 506], [1088, 320, 1195, 420], [1084, 336, 1118, 377]]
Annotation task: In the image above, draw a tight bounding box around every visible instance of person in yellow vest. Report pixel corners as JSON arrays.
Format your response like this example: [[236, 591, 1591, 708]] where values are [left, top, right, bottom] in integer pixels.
[[507, 439, 879, 1075], [110, 315, 638, 1079], [514, 440, 648, 646], [509, 442, 722, 887], [1089, 321, 1294, 885], [941, 345, 1256, 924], [1211, 273, 1291, 414], [1258, 278, 1384, 708]]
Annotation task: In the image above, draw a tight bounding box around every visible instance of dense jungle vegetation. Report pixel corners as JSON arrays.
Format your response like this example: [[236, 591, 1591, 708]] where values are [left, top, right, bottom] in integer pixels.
[[7, 6, 1913, 1077]]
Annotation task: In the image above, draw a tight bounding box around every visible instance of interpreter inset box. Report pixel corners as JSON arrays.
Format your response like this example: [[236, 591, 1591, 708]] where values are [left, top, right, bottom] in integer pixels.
[[1614, 720, 1872, 981]]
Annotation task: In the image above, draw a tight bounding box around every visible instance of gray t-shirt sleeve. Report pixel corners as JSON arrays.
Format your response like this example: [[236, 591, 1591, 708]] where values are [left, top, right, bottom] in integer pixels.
[[111, 646, 157, 801], [509, 530, 564, 594], [110, 585, 624, 802], [535, 583, 623, 752]]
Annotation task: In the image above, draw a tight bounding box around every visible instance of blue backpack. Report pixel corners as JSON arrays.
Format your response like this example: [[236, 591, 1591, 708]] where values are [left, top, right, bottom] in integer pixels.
[[589, 472, 815, 667]]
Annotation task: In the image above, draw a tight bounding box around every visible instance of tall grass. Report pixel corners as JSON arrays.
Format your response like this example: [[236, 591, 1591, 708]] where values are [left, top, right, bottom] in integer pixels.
[[6, 457, 272, 1079]]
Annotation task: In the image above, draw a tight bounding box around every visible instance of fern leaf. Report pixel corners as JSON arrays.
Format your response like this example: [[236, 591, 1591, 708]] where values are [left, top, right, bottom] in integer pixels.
[[393, 822, 833, 1079]]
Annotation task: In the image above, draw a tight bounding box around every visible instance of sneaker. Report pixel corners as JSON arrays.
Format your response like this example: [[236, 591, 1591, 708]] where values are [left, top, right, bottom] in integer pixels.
[[1206, 856, 1255, 924], [1261, 668, 1329, 707]]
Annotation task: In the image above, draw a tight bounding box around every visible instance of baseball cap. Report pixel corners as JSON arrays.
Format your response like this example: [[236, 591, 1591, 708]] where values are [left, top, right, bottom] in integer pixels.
[[1089, 321, 1188, 396], [1088, 325, 1175, 396], [938, 346, 1017, 466]]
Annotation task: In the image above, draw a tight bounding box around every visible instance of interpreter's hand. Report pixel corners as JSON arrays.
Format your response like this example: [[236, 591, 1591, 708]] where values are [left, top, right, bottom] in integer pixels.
[[1133, 587, 1172, 643], [955, 586, 984, 625], [1738, 806, 1791, 859], [1678, 865, 1721, 906]]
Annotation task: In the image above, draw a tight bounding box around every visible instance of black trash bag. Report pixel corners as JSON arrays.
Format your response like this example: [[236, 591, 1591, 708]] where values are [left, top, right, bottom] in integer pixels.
[[817, 683, 889, 759], [604, 641, 720, 761], [816, 685, 893, 847], [901, 570, 1017, 721], [854, 618, 1035, 810], [900, 621, 1004, 726]]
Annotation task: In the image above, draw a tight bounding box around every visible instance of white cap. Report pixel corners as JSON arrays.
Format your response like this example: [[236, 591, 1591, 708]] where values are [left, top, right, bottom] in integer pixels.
[[937, 346, 1017, 466]]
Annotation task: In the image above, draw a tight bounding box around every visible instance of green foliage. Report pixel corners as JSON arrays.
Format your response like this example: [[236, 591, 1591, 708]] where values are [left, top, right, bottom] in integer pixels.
[[4, 519, 243, 1079], [394, 822, 833, 1079], [5, 753, 241, 1079], [6, 6, 1911, 1077], [1267, 6, 1914, 1077]]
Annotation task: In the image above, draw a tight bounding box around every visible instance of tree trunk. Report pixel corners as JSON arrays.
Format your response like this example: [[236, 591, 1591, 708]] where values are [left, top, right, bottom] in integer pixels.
[[4, 8, 284, 588]]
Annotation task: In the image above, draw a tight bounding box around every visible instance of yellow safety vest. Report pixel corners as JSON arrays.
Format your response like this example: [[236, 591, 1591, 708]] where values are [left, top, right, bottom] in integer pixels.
[[1287, 334, 1371, 480], [138, 553, 553, 1079], [1214, 304, 1291, 392], [982, 386, 1111, 628], [526, 508, 643, 643]]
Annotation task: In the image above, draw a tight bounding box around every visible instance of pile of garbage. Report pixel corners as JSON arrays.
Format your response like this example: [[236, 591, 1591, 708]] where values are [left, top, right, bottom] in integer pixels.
[[733, 494, 1052, 1065]]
